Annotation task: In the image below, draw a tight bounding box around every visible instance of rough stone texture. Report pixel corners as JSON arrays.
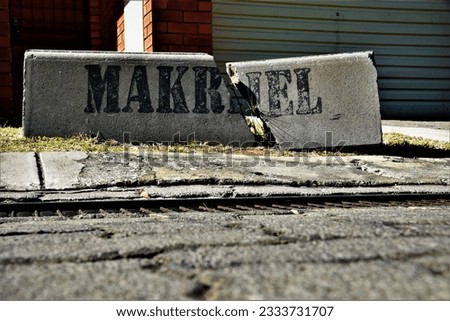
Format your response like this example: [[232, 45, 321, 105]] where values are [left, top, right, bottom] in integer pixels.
[[227, 52, 382, 148], [0, 206, 448, 300], [1, 152, 448, 192], [0, 153, 40, 191], [83, 153, 450, 188], [39, 152, 87, 190], [1, 185, 449, 204], [23, 50, 254, 144]]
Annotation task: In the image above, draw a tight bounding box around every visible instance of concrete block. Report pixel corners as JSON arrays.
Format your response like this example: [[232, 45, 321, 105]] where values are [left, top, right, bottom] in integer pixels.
[[227, 52, 382, 149], [0, 153, 41, 191], [23, 50, 253, 145]]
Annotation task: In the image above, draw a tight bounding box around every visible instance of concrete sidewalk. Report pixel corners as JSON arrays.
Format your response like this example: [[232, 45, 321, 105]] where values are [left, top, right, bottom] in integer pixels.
[[0, 122, 449, 301], [1, 151, 449, 202], [382, 120, 449, 142], [0, 120, 449, 202]]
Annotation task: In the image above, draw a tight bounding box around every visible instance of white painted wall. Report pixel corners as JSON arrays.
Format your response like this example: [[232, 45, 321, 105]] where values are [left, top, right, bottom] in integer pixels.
[[124, 0, 144, 52]]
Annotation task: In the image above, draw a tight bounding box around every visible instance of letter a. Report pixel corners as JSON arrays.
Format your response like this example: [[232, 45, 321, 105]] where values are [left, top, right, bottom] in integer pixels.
[[123, 66, 153, 113]]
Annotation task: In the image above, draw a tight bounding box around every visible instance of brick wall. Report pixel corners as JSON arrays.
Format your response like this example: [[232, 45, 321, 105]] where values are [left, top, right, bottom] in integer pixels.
[[91, 0, 123, 50], [117, 0, 154, 53], [143, 0, 153, 52], [104, 0, 214, 54], [117, 13, 125, 51], [0, 0, 12, 116], [152, 0, 213, 54], [0, 0, 215, 119], [101, 0, 123, 50]]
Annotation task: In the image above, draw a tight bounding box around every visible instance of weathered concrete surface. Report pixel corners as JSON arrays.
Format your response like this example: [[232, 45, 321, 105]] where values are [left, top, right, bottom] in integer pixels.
[[0, 206, 448, 300], [1, 185, 449, 204], [23, 50, 253, 144], [40, 152, 87, 190], [0, 152, 448, 193], [227, 52, 382, 148], [58, 153, 450, 189], [38, 152, 154, 190], [0, 153, 40, 191]]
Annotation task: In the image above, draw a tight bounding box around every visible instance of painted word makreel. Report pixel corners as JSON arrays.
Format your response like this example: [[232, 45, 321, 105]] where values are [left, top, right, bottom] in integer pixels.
[[84, 65, 322, 116], [84, 65, 228, 114]]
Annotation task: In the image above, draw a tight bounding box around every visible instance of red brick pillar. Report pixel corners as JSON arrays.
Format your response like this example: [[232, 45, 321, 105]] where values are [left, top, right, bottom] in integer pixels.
[[153, 0, 212, 54], [0, 0, 12, 117], [117, 12, 125, 51], [143, 0, 153, 52], [92, 0, 125, 51]]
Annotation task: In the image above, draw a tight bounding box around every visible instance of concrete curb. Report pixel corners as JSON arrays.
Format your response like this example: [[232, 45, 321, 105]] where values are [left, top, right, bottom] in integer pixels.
[[23, 50, 254, 144], [227, 52, 382, 148]]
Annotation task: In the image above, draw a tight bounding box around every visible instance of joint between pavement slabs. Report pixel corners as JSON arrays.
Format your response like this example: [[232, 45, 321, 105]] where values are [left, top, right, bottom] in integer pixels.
[[35, 152, 45, 190], [38, 152, 87, 190], [0, 151, 449, 198]]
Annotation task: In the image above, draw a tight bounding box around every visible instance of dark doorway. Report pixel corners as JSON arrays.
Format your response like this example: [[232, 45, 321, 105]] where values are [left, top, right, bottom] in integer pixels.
[[9, 0, 90, 123]]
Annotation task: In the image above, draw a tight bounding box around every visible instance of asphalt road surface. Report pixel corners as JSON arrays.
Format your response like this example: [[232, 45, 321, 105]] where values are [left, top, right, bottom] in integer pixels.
[[0, 204, 449, 300]]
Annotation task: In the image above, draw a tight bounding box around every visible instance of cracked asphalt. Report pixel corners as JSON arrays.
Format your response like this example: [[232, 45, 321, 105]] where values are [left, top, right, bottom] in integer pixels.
[[1, 204, 449, 300]]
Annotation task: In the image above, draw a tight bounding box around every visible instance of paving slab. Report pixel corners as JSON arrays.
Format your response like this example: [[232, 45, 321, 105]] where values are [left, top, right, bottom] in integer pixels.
[[227, 51, 382, 148], [39, 152, 87, 190], [0, 152, 40, 191], [0, 151, 448, 194], [126, 153, 450, 187], [39, 152, 156, 190], [23, 50, 254, 144]]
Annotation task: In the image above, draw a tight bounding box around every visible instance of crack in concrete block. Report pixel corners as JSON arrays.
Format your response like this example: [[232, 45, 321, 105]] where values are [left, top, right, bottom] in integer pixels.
[[227, 65, 276, 146], [227, 52, 383, 149]]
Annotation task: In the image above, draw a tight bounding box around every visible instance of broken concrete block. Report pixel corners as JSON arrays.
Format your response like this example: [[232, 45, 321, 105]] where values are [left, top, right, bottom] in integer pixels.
[[227, 51, 382, 149], [23, 50, 254, 145]]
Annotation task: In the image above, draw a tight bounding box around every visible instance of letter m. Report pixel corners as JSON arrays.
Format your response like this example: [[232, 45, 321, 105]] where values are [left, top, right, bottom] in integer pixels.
[[84, 65, 121, 113]]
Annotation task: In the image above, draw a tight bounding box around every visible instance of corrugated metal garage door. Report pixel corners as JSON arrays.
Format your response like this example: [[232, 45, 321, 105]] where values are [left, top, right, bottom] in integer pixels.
[[212, 0, 450, 119]]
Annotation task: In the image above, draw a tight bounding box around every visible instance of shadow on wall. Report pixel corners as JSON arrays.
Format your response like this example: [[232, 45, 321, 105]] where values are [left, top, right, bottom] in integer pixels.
[[4, 0, 124, 125]]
